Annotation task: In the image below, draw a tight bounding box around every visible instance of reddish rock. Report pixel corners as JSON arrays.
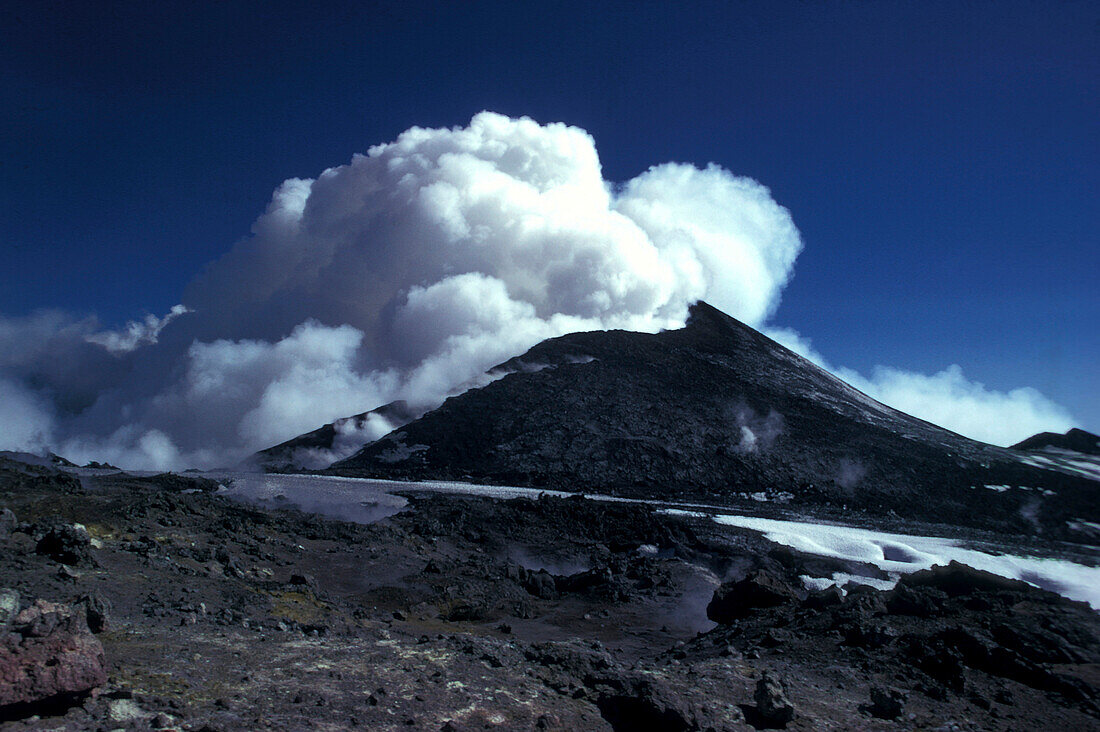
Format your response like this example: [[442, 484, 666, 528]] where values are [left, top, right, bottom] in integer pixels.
[[0, 599, 107, 714]]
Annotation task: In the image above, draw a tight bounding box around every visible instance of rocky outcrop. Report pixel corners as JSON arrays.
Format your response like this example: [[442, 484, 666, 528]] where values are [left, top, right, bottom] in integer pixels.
[[33, 521, 97, 566], [688, 560, 1100, 722], [0, 598, 107, 718], [706, 569, 802, 623]]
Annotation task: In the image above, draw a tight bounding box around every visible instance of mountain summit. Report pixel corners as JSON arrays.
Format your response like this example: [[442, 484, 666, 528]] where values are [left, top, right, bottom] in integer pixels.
[[1012, 428, 1100, 456], [328, 302, 1097, 536]]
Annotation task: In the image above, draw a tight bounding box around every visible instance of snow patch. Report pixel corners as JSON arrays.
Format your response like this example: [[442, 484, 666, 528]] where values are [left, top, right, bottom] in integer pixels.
[[664, 510, 1100, 609], [1017, 452, 1100, 481]]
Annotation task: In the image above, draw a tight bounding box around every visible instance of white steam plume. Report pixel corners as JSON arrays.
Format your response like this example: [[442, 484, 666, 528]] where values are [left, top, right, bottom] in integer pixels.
[[0, 113, 801, 468], [85, 304, 191, 354], [0, 113, 1077, 467]]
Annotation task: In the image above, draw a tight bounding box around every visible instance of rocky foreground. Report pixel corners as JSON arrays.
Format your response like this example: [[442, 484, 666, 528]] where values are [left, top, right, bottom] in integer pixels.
[[1, 455, 1098, 731]]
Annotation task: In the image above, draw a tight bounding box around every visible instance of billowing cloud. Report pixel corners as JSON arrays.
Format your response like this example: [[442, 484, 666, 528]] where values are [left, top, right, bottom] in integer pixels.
[[0, 112, 1076, 467], [0, 378, 55, 453], [841, 366, 1074, 447], [0, 113, 802, 468], [764, 328, 1075, 446], [183, 113, 800, 348]]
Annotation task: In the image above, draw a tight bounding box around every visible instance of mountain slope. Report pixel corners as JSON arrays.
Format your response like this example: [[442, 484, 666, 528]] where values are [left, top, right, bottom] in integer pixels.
[[330, 302, 1097, 536], [251, 400, 422, 471]]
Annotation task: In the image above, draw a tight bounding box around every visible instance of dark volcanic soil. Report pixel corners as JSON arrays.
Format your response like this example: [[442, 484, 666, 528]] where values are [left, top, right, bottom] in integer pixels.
[[1, 455, 1098, 731]]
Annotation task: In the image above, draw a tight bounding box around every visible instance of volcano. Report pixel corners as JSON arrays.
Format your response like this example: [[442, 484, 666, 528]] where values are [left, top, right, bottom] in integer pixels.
[[319, 302, 1098, 537]]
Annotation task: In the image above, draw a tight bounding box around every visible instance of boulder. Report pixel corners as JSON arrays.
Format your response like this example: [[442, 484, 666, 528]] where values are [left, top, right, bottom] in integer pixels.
[[803, 585, 844, 609], [868, 685, 907, 719], [707, 570, 801, 623], [34, 522, 96, 566], [0, 599, 107, 716], [900, 561, 1032, 598], [753, 671, 794, 726], [78, 591, 111, 634]]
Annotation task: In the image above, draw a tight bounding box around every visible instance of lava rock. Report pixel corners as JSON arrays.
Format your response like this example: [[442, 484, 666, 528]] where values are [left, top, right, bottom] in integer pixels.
[[78, 591, 111, 634], [522, 569, 559, 600], [753, 671, 795, 726], [34, 522, 96, 566], [803, 585, 844, 609], [288, 573, 317, 589], [0, 599, 107, 715], [596, 676, 701, 732], [868, 685, 907, 719], [901, 561, 1032, 598], [885, 583, 944, 617], [707, 570, 801, 623]]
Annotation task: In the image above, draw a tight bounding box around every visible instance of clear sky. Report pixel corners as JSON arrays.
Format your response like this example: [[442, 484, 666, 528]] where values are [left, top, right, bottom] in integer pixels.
[[2, 0, 1097, 439]]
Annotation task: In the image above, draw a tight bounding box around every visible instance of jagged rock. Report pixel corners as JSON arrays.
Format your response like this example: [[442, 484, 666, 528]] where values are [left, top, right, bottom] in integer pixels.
[[803, 585, 844, 609], [753, 671, 795, 726], [78, 591, 111, 634], [214, 546, 245, 578], [595, 676, 700, 731], [900, 561, 1033, 598], [885, 583, 945, 617], [0, 599, 107, 715], [868, 685, 907, 718], [525, 640, 617, 690], [1012, 428, 1100, 455], [524, 569, 559, 600], [34, 521, 96, 566], [843, 621, 899, 649], [151, 711, 175, 728], [83, 461, 120, 470], [288, 573, 317, 589], [991, 621, 1083, 664], [707, 570, 801, 623]]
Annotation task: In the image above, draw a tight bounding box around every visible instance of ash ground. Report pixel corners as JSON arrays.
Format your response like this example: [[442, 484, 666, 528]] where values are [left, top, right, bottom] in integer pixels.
[[1, 456, 1098, 731]]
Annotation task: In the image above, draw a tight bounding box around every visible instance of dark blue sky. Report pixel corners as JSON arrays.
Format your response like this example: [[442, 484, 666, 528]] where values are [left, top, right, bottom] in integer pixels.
[[2, 0, 1097, 431]]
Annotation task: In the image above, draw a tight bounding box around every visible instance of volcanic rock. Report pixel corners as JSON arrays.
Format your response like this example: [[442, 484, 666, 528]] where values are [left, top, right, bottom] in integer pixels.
[[753, 671, 795, 726], [868, 685, 907, 719], [0, 599, 107, 717], [33, 521, 96, 566], [77, 591, 111, 634], [899, 560, 1035, 598], [707, 569, 801, 623]]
